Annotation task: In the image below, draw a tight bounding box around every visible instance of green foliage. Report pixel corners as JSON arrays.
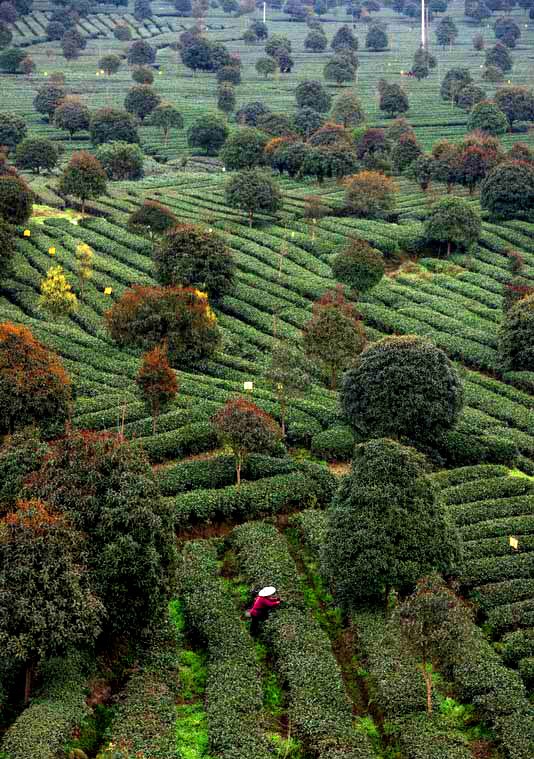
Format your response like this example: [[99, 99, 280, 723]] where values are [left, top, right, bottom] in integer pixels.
[[331, 92, 365, 128], [494, 86, 534, 128], [95, 141, 144, 181], [499, 293, 534, 372], [480, 161, 534, 219], [425, 196, 481, 256], [331, 237, 385, 293], [440, 68, 472, 102], [379, 82, 409, 117], [0, 47, 26, 73], [264, 342, 311, 436], [187, 113, 228, 155], [341, 335, 464, 443], [311, 425, 355, 462], [155, 223, 235, 302], [467, 100, 509, 135], [99, 53, 121, 75], [89, 108, 139, 146], [15, 137, 59, 174], [366, 24, 388, 51], [220, 127, 268, 170], [295, 79, 331, 113], [331, 24, 358, 51], [131, 64, 154, 84], [486, 42, 513, 74], [0, 111, 26, 151], [26, 429, 177, 640], [59, 151, 107, 211], [33, 84, 65, 121], [321, 439, 461, 608], [255, 56, 276, 78], [53, 97, 90, 138], [345, 170, 398, 219], [128, 200, 177, 242], [124, 84, 161, 122], [225, 167, 282, 225], [0, 427, 46, 511], [147, 103, 183, 143], [0, 654, 91, 759], [127, 39, 156, 65]]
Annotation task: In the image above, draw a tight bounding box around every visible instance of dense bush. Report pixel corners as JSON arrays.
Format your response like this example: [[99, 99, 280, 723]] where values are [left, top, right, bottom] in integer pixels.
[[331, 237, 384, 293], [95, 141, 144, 180], [480, 161, 534, 220], [322, 439, 461, 609], [499, 294, 534, 373], [311, 425, 355, 462], [89, 108, 139, 146], [154, 224, 235, 302], [341, 335, 463, 444]]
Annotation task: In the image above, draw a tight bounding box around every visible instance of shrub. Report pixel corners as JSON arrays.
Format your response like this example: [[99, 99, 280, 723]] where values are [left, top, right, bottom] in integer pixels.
[[499, 293, 534, 373], [99, 54, 121, 75], [345, 171, 398, 219], [480, 161, 534, 220], [225, 167, 282, 226], [187, 113, 228, 155], [0, 428, 46, 511], [220, 127, 268, 170], [33, 84, 65, 122], [0, 111, 26, 151], [124, 84, 161, 122], [311, 425, 355, 462], [132, 64, 154, 84], [0, 174, 32, 224], [53, 97, 90, 138], [321, 439, 461, 608], [90, 108, 139, 146], [127, 39, 156, 66], [332, 237, 384, 293], [154, 223, 235, 303], [95, 141, 144, 180], [295, 80, 331, 113], [235, 101, 270, 127], [425, 196, 481, 256], [105, 285, 220, 366], [341, 335, 464, 444]]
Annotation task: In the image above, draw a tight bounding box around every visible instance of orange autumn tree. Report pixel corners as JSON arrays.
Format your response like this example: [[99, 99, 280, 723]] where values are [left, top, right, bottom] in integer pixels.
[[136, 343, 178, 433], [211, 397, 281, 486], [0, 499, 102, 704], [0, 322, 71, 437]]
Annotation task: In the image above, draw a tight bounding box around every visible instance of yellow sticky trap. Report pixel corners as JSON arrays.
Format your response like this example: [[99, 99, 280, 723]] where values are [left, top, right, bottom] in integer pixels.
[[509, 536, 519, 550], [104, 287, 113, 296], [23, 229, 31, 237], [243, 381, 253, 392], [48, 246, 56, 256]]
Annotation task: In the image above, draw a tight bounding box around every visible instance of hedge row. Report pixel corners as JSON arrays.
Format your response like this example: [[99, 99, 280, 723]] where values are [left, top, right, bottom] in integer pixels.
[[486, 599, 534, 635], [98, 621, 182, 758], [442, 477, 534, 506], [0, 654, 90, 759], [133, 422, 220, 464], [232, 522, 373, 759], [289, 509, 329, 557], [459, 553, 534, 587], [472, 579, 534, 612], [179, 541, 271, 759], [452, 496, 534, 530], [311, 426, 356, 462], [170, 463, 336, 528], [390, 714, 472, 759], [463, 534, 534, 559], [157, 453, 298, 497], [501, 629, 534, 666], [432, 465, 509, 489], [437, 432, 517, 467]]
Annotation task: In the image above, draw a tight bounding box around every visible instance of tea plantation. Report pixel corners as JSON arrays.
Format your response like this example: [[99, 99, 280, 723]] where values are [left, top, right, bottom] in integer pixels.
[[0, 0, 533, 756]]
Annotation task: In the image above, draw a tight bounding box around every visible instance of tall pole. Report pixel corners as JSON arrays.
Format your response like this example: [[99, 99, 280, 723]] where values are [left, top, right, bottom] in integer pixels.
[[421, 0, 426, 48], [263, 1, 266, 23]]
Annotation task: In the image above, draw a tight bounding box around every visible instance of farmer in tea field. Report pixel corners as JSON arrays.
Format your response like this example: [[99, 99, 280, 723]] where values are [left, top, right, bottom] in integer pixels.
[[247, 586, 281, 635]]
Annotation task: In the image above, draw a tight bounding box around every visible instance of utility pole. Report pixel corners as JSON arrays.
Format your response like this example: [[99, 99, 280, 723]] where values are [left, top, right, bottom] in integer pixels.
[[263, 1, 266, 23], [421, 0, 426, 48]]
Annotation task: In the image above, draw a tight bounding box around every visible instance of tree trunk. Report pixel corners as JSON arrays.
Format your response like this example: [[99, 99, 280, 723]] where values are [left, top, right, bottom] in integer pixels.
[[24, 661, 34, 704], [279, 395, 286, 438], [81, 198, 86, 214], [248, 210, 253, 227], [330, 364, 337, 390], [236, 455, 242, 488], [423, 667, 433, 715], [447, 240, 451, 257]]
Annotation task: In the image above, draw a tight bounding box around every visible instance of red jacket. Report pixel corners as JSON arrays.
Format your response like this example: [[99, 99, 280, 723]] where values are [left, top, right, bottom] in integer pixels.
[[249, 595, 280, 617]]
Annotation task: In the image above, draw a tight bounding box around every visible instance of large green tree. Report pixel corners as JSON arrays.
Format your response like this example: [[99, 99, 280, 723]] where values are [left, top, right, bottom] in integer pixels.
[[220, 127, 268, 170], [187, 113, 228, 155], [425, 196, 481, 255], [59, 151, 107, 213], [0, 499, 102, 702], [0, 175, 32, 225], [341, 335, 464, 444], [499, 293, 534, 372], [321, 439, 461, 609], [25, 430, 177, 641], [225, 167, 282, 226], [124, 84, 161, 122], [331, 237, 384, 294], [0, 112, 26, 152], [480, 161, 534, 219], [154, 223, 235, 302]]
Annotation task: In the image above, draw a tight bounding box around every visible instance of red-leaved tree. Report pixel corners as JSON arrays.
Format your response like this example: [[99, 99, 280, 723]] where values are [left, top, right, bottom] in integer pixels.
[[211, 397, 281, 486], [136, 343, 178, 433]]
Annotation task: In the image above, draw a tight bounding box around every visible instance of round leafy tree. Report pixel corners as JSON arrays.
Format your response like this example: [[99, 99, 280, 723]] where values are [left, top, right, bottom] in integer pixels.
[[256, 56, 276, 78], [124, 84, 161, 122], [480, 160, 534, 219], [331, 24, 358, 51], [105, 285, 220, 365], [440, 67, 472, 102], [324, 56, 356, 86], [154, 224, 235, 303], [0, 500, 102, 703], [187, 113, 228, 155], [379, 82, 409, 117], [59, 151, 107, 213], [494, 86, 534, 129], [53, 96, 90, 138], [147, 103, 183, 145], [99, 53, 121, 75], [499, 293, 534, 372], [0, 175, 32, 225], [485, 42, 512, 73], [341, 335, 464, 443], [295, 80, 331, 113], [235, 101, 271, 127], [211, 397, 281, 486], [366, 24, 388, 51], [95, 141, 144, 181], [302, 287, 366, 389], [15, 137, 59, 174], [467, 100, 508, 135], [494, 16, 520, 46], [33, 84, 65, 122], [216, 65, 241, 85], [305, 30, 327, 52], [224, 167, 282, 226], [0, 322, 71, 437], [321, 439, 461, 609], [294, 107, 325, 138], [25, 429, 177, 640], [332, 237, 384, 294], [425, 196, 481, 256], [90, 107, 139, 146], [220, 127, 268, 170], [482, 65, 504, 84], [456, 84, 486, 111], [331, 92, 365, 128], [0, 47, 26, 73], [345, 171, 398, 219], [136, 343, 178, 433], [128, 200, 177, 246], [392, 133, 422, 173], [0, 220, 14, 279], [218, 81, 234, 116], [127, 39, 156, 65], [132, 65, 154, 84], [256, 112, 294, 138], [0, 112, 26, 152], [436, 15, 458, 46]]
